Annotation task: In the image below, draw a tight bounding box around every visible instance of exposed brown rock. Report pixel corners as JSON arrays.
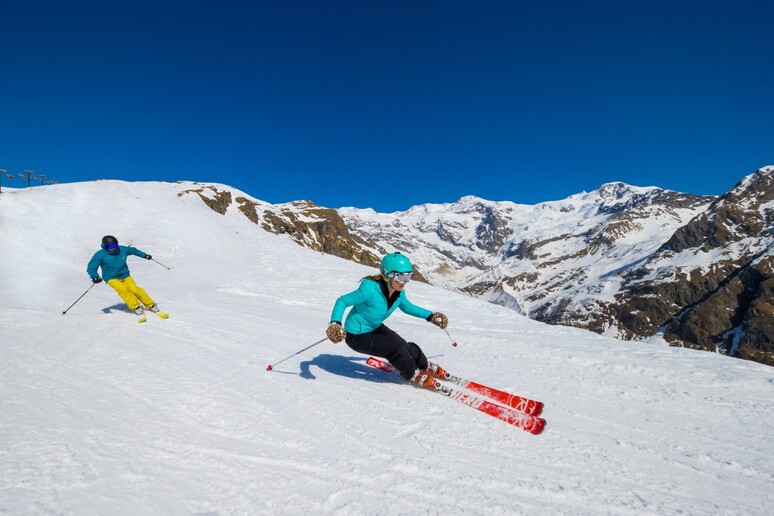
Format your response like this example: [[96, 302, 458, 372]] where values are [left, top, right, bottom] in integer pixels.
[[185, 186, 428, 282], [608, 168, 774, 364], [179, 186, 232, 215]]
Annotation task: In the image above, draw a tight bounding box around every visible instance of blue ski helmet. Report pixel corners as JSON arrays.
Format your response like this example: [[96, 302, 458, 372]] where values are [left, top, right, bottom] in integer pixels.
[[381, 252, 413, 275]]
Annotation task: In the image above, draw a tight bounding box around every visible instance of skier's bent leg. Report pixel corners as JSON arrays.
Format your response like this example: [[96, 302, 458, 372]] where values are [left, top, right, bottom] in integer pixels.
[[123, 276, 155, 308], [107, 278, 141, 311], [407, 342, 428, 371], [375, 326, 428, 376], [347, 325, 420, 381]]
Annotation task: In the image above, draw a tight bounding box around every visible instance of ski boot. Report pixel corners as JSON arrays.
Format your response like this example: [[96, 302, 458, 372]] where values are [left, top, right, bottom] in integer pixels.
[[134, 306, 147, 324], [147, 304, 169, 319], [425, 362, 462, 383], [425, 362, 449, 380], [411, 369, 451, 396]]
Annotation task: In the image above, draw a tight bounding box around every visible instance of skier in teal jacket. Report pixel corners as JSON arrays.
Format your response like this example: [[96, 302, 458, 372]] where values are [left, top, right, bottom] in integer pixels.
[[327, 252, 449, 384], [87, 235, 167, 320]]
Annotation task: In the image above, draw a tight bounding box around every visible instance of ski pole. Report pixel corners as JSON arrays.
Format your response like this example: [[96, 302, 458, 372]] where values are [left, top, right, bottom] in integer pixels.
[[266, 337, 327, 371], [151, 258, 171, 270], [62, 283, 96, 315], [444, 328, 459, 347]]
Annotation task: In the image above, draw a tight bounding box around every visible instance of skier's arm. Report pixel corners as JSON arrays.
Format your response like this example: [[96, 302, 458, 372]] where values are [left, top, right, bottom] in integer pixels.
[[330, 282, 370, 323], [397, 294, 432, 320], [126, 246, 148, 259], [86, 253, 102, 280]]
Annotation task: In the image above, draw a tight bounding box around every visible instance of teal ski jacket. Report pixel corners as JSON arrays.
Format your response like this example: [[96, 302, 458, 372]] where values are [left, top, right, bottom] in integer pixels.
[[87, 245, 148, 282], [330, 278, 432, 335]]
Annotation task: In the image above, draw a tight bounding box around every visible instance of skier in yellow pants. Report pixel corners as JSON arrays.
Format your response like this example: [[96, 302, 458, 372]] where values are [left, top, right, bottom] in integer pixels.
[[107, 277, 155, 311], [87, 235, 168, 322]]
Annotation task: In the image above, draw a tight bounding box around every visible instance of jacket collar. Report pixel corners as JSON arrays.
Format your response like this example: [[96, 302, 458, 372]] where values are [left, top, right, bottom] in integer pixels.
[[378, 278, 401, 309]]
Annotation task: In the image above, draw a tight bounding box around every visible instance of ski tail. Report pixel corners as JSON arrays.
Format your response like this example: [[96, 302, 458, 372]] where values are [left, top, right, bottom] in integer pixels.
[[366, 356, 397, 373]]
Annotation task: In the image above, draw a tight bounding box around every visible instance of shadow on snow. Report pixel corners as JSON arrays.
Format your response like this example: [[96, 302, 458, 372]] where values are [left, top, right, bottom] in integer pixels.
[[298, 353, 404, 384], [102, 303, 133, 314]]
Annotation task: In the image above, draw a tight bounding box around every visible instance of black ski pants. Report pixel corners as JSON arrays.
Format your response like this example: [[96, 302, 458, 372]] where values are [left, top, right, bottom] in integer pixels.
[[346, 324, 428, 381]]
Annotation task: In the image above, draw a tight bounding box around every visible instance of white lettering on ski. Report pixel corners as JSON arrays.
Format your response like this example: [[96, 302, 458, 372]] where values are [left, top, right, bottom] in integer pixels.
[[450, 390, 484, 408]]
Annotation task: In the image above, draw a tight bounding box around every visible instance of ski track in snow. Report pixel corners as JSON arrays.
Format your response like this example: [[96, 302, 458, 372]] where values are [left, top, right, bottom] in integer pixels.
[[1, 181, 773, 515]]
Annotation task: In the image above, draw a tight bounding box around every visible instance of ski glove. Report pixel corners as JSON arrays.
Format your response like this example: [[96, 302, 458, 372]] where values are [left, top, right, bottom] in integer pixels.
[[429, 312, 448, 329], [326, 322, 346, 343], [92, 277, 103, 284], [145, 254, 152, 260]]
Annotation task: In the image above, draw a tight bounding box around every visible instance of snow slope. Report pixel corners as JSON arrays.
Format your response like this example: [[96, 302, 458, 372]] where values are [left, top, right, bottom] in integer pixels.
[[1, 181, 773, 515]]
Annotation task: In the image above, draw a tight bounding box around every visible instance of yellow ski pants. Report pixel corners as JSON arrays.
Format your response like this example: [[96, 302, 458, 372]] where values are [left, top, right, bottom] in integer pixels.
[[107, 276, 155, 311]]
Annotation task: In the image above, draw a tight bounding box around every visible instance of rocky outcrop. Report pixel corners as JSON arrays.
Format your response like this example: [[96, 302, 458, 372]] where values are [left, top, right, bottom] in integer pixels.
[[738, 258, 774, 365], [179, 185, 233, 214], [598, 168, 774, 364], [181, 186, 428, 281]]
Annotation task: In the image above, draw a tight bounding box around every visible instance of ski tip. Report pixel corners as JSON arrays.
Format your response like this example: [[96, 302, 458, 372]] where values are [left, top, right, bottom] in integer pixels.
[[529, 418, 546, 435]]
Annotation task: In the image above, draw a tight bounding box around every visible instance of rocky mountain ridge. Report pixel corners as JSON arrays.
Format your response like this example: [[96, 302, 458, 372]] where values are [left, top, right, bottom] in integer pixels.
[[176, 183, 428, 282], [180, 167, 774, 366], [611, 167, 774, 364], [178, 183, 383, 271]]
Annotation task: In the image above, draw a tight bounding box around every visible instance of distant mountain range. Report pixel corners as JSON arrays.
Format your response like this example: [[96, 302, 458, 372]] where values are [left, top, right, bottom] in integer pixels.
[[180, 166, 774, 367]]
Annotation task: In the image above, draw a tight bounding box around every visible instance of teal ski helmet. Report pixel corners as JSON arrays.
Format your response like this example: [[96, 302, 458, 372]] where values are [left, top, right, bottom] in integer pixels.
[[381, 252, 413, 276]]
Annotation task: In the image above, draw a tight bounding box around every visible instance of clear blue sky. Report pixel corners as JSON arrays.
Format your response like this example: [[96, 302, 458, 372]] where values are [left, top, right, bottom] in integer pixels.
[[1, 1, 772, 211]]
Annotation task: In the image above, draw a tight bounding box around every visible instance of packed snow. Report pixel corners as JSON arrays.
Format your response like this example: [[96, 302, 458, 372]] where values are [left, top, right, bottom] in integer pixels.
[[1, 181, 773, 515]]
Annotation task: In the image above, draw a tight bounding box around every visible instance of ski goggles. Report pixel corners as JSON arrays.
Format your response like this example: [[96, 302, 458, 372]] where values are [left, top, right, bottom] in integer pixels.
[[105, 243, 118, 251], [388, 271, 413, 284]]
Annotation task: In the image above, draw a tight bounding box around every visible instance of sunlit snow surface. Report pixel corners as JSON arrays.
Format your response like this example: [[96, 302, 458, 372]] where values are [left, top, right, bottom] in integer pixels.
[[1, 181, 772, 514]]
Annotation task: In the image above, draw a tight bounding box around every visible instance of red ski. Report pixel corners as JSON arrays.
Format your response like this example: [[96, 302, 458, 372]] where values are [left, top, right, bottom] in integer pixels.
[[427, 363, 544, 417], [365, 357, 545, 435], [369, 356, 543, 416], [446, 387, 546, 434]]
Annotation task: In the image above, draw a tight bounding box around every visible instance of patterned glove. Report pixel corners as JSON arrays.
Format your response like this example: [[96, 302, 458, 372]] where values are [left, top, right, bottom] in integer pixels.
[[430, 312, 448, 329], [326, 322, 346, 343]]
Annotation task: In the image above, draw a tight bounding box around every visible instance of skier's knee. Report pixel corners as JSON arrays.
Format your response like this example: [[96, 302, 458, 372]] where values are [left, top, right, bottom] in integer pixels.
[[408, 342, 428, 370]]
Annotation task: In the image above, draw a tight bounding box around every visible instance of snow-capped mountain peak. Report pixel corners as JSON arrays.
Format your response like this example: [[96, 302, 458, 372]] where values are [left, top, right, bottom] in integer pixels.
[[337, 167, 774, 365]]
